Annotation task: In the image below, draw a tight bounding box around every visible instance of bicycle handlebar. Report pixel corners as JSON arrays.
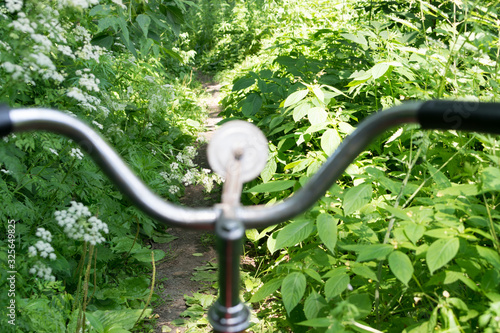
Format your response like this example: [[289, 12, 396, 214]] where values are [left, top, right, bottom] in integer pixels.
[[1, 100, 500, 230]]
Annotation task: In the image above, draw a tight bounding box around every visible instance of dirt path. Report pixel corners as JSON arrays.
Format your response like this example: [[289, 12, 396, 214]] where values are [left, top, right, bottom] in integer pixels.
[[152, 75, 223, 333]]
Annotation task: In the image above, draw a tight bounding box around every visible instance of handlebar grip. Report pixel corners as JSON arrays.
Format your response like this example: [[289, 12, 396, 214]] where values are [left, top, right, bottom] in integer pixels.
[[0, 104, 12, 137], [417, 100, 500, 134]]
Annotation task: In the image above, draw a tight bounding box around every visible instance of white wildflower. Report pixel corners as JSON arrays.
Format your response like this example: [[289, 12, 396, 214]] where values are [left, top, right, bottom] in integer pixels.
[[9, 13, 35, 34], [70, 148, 84, 160], [0, 41, 12, 51], [182, 169, 197, 186], [78, 72, 100, 92], [29, 53, 56, 70], [183, 146, 197, 159], [31, 34, 53, 52], [29, 261, 55, 281], [5, 0, 23, 13], [169, 185, 180, 195], [75, 44, 104, 62], [160, 171, 170, 181], [58, 0, 99, 9], [35, 228, 52, 242], [67, 87, 87, 102], [54, 201, 108, 245], [92, 120, 103, 130], [111, 0, 126, 9], [1, 62, 25, 81], [57, 44, 75, 59], [49, 148, 59, 156], [171, 162, 179, 170]]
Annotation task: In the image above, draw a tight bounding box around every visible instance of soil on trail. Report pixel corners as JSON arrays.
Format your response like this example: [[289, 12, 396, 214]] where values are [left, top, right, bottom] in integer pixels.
[[152, 75, 223, 333]]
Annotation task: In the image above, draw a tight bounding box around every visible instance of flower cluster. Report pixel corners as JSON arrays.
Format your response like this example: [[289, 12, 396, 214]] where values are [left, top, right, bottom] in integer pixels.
[[28, 228, 57, 260], [54, 201, 109, 245], [5, 0, 23, 14], [70, 148, 84, 160], [160, 146, 224, 194], [29, 261, 55, 282], [28, 228, 57, 281]]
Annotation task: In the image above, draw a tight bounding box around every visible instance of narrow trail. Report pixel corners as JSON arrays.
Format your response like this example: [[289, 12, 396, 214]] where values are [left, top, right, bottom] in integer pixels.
[[152, 75, 223, 333]]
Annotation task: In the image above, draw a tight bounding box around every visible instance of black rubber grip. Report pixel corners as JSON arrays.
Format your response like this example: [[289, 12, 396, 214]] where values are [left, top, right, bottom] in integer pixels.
[[418, 100, 500, 134], [0, 104, 12, 137]]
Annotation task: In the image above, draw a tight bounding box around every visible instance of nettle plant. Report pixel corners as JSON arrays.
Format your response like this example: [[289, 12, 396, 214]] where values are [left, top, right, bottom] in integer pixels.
[[213, 1, 500, 332]]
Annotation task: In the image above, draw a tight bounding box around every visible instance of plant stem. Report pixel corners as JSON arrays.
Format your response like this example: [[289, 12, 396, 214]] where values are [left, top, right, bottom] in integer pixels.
[[482, 193, 500, 254], [135, 251, 156, 328]]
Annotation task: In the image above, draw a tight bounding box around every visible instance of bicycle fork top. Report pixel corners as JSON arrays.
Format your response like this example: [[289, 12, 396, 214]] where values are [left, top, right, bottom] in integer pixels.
[[206, 120, 268, 333]]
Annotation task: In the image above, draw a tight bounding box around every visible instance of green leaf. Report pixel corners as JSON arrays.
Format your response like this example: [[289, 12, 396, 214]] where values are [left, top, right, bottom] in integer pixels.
[[293, 102, 311, 122], [404, 223, 426, 245], [275, 219, 314, 250], [298, 317, 332, 327], [347, 294, 371, 319], [232, 77, 256, 91], [312, 86, 325, 103], [437, 184, 478, 197], [304, 291, 327, 320], [356, 244, 394, 262], [427, 163, 451, 189], [480, 167, 500, 193], [343, 183, 372, 215], [304, 268, 323, 283], [308, 107, 328, 126], [260, 157, 277, 183], [320, 129, 341, 156], [388, 251, 413, 285], [325, 273, 349, 299], [86, 312, 104, 333], [132, 249, 165, 262], [371, 62, 391, 79], [241, 93, 262, 116], [351, 263, 378, 282], [284, 90, 309, 108], [93, 309, 151, 331], [477, 245, 500, 270], [245, 180, 296, 193], [281, 272, 306, 314], [136, 14, 151, 37], [317, 213, 338, 253], [427, 238, 459, 274]]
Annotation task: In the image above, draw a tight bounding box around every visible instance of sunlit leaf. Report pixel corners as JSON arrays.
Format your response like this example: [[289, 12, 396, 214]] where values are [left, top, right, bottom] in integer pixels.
[[343, 183, 372, 215], [281, 272, 306, 314], [427, 238, 459, 274], [284, 90, 309, 108], [317, 213, 338, 253], [388, 251, 413, 285], [325, 273, 349, 299], [275, 218, 315, 250]]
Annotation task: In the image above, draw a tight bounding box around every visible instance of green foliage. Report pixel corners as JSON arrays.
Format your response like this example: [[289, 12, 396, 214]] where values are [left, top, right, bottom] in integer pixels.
[[204, 0, 500, 331], [0, 0, 215, 331]]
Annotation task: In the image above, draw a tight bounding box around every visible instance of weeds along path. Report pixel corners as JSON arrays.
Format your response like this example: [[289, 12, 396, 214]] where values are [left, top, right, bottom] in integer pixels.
[[152, 74, 223, 333]]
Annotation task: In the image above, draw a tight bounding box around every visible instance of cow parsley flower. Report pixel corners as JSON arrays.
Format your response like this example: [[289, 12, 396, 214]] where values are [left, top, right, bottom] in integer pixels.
[[5, 0, 23, 13], [54, 201, 109, 245], [29, 261, 55, 281], [70, 148, 84, 160], [92, 120, 103, 130], [169, 185, 180, 195], [28, 228, 57, 261], [35, 227, 52, 242], [67, 87, 87, 102], [9, 13, 35, 34]]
